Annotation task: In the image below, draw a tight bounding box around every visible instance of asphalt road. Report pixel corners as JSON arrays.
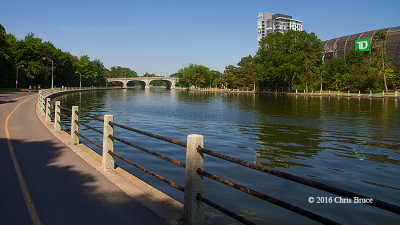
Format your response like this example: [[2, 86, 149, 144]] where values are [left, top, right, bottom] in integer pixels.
[[0, 91, 168, 225]]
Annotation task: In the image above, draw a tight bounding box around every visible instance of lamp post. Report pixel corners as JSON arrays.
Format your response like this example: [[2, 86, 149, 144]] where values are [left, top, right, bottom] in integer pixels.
[[75, 71, 82, 88], [16, 64, 24, 89], [43, 57, 54, 89]]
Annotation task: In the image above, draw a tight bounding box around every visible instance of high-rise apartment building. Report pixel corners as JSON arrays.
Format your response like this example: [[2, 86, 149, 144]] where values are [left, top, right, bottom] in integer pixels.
[[257, 12, 303, 42]]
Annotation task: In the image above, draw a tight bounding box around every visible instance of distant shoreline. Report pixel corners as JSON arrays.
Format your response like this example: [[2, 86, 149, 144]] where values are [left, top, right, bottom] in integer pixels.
[[184, 88, 400, 98]]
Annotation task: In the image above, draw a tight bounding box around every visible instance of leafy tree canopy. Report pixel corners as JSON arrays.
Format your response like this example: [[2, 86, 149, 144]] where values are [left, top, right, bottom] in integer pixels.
[[108, 66, 138, 78]]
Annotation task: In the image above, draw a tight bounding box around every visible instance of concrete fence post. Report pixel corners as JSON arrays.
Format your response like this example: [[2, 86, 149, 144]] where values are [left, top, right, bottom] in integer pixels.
[[45, 98, 51, 122], [39, 95, 42, 114], [102, 115, 114, 170], [40, 96, 45, 116], [54, 101, 61, 131], [396, 91, 398, 97], [184, 134, 204, 225], [71, 106, 79, 145]]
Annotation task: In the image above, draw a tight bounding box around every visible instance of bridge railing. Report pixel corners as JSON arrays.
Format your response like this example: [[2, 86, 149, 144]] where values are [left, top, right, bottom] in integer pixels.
[[41, 95, 400, 225]]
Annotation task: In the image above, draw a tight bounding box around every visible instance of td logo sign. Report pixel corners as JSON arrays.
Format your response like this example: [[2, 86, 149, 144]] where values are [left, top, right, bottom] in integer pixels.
[[355, 39, 370, 52]]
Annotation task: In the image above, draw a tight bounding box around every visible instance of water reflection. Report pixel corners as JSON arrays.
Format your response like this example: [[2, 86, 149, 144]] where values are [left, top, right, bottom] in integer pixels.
[[55, 89, 400, 225], [250, 95, 400, 169]]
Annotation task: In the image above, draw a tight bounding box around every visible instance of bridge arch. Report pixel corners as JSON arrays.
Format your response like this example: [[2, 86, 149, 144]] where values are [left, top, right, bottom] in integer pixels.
[[127, 80, 145, 88], [107, 80, 125, 87], [150, 79, 174, 90]]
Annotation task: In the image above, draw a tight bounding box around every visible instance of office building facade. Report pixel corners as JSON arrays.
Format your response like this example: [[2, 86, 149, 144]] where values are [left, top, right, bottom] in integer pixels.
[[257, 12, 303, 42]]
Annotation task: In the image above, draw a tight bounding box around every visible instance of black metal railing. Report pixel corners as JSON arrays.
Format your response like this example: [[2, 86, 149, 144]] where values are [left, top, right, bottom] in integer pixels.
[[58, 106, 103, 150], [108, 150, 185, 192], [197, 146, 400, 214], [106, 121, 342, 224], [54, 102, 272, 224]]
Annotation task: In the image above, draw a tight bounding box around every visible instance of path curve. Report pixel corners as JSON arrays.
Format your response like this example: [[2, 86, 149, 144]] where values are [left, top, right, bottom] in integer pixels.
[[0, 91, 181, 225]]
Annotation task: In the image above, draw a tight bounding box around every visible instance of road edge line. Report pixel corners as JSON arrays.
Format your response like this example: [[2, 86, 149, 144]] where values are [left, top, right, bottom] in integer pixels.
[[5, 95, 42, 225]]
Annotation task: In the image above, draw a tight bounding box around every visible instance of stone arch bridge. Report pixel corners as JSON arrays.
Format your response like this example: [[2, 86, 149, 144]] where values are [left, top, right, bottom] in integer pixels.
[[107, 77, 179, 89]]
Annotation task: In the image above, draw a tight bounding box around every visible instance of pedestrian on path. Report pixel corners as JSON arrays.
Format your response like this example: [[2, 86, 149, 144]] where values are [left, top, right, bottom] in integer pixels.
[[28, 85, 32, 94]]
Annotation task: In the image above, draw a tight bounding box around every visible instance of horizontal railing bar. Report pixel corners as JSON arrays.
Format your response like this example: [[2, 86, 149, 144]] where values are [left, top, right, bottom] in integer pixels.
[[76, 111, 104, 122], [108, 150, 184, 192], [198, 147, 400, 215], [74, 131, 103, 149], [75, 120, 103, 135], [58, 121, 70, 131], [197, 168, 341, 225], [109, 121, 187, 148], [197, 193, 256, 225], [109, 134, 186, 168], [58, 112, 72, 120], [59, 106, 72, 112]]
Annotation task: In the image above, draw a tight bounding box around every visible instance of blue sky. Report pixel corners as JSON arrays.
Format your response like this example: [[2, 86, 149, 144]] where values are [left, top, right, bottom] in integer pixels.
[[1, 0, 399, 75]]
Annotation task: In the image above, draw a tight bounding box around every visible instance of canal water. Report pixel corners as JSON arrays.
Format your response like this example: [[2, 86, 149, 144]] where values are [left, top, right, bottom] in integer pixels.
[[56, 88, 400, 224]]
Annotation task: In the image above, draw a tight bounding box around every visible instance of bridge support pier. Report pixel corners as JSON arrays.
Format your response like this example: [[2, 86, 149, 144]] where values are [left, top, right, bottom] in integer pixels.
[[171, 80, 176, 90], [122, 80, 128, 88], [144, 80, 150, 89]]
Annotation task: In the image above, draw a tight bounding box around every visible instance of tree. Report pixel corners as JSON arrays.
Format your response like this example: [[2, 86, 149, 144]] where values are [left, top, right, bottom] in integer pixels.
[[345, 50, 364, 66], [209, 70, 222, 87], [0, 23, 118, 88], [255, 32, 295, 90], [371, 31, 390, 92], [343, 65, 375, 92], [175, 64, 211, 88], [221, 56, 255, 89], [14, 33, 54, 88], [237, 55, 256, 89], [0, 24, 14, 87], [108, 66, 138, 78], [298, 32, 323, 92], [324, 57, 345, 90], [254, 30, 322, 91], [75, 55, 107, 86], [392, 62, 400, 88], [221, 65, 239, 88]]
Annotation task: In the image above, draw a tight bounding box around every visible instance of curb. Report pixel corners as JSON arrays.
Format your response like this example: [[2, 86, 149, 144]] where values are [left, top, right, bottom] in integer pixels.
[[35, 94, 183, 225]]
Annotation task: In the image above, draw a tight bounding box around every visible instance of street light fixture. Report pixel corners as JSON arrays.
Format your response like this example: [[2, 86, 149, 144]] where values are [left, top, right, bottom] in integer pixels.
[[42, 57, 54, 89], [75, 71, 82, 88], [16, 64, 24, 89]]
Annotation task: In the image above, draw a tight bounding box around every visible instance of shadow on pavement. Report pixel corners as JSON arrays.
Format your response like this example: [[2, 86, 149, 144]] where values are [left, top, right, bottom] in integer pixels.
[[0, 137, 180, 225]]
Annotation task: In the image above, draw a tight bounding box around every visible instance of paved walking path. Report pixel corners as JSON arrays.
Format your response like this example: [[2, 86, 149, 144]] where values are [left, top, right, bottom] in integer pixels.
[[0, 92, 175, 225]]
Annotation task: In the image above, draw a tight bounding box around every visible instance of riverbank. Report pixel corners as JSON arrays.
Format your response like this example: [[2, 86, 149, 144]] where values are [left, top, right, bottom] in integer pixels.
[[36, 88, 184, 225], [184, 87, 400, 98]]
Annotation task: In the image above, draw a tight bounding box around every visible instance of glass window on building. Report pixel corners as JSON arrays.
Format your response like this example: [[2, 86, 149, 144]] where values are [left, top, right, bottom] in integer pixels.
[[267, 19, 272, 28]]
